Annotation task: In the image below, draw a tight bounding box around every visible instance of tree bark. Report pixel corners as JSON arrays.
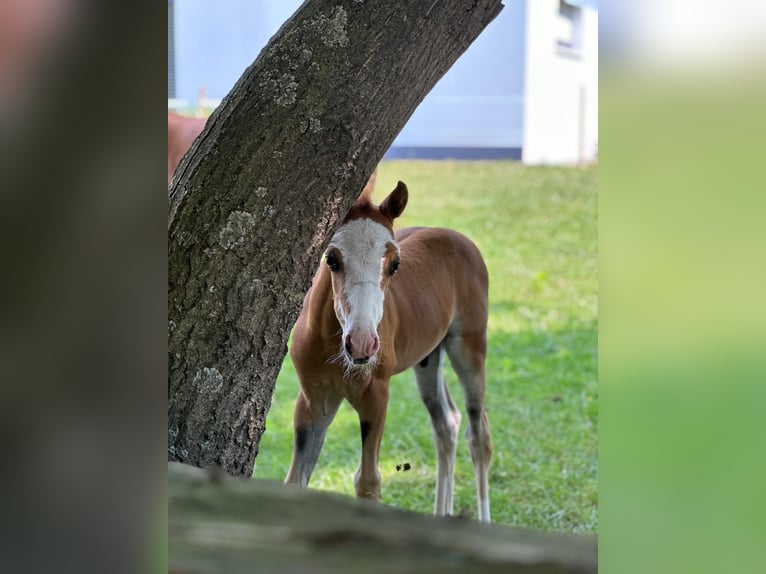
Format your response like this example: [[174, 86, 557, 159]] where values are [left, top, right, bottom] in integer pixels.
[[168, 462, 598, 573], [168, 0, 505, 476]]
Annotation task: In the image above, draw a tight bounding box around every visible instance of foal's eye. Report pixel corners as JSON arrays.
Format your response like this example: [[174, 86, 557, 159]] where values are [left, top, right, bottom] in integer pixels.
[[326, 253, 340, 272], [388, 258, 400, 276]]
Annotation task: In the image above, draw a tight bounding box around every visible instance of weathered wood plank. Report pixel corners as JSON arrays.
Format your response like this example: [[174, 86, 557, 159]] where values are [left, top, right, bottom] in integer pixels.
[[169, 462, 597, 573]]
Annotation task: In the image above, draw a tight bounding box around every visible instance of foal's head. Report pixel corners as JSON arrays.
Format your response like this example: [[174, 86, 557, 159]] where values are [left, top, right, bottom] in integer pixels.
[[325, 181, 408, 370]]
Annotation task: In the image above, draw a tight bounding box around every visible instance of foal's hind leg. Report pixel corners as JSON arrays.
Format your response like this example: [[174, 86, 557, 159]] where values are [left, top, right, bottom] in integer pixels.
[[413, 345, 461, 517], [444, 332, 493, 523], [285, 386, 343, 487]]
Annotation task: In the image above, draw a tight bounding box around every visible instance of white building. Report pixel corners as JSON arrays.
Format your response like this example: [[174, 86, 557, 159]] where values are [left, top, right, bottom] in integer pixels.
[[168, 0, 598, 164], [522, 0, 598, 164]]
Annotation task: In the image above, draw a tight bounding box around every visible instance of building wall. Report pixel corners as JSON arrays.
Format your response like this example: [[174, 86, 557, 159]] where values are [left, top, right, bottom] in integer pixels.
[[522, 0, 598, 164], [170, 1, 597, 163], [170, 0, 526, 157], [173, 0, 300, 105], [387, 0, 527, 157]]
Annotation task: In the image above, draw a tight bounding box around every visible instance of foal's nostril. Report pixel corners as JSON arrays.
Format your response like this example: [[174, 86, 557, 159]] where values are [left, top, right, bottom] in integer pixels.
[[344, 336, 353, 355]]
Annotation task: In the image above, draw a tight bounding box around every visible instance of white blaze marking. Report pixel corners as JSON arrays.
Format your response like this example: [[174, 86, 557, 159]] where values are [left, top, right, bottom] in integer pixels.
[[328, 218, 397, 336]]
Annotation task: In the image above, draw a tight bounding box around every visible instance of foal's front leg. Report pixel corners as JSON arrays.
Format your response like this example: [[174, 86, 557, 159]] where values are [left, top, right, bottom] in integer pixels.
[[285, 387, 342, 487], [352, 380, 389, 501]]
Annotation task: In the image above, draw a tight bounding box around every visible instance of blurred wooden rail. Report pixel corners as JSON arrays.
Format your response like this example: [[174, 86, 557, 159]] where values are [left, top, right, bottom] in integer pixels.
[[168, 462, 597, 573]]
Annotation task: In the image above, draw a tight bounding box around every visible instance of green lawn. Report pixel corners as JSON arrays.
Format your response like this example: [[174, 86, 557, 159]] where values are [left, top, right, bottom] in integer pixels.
[[254, 160, 598, 533]]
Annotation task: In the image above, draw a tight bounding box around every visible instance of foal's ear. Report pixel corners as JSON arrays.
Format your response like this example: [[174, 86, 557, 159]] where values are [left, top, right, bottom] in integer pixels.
[[380, 181, 408, 220]]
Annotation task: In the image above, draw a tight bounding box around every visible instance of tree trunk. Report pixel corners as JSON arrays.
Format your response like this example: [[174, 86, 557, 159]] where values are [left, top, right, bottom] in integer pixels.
[[168, 0, 504, 476], [168, 462, 598, 573]]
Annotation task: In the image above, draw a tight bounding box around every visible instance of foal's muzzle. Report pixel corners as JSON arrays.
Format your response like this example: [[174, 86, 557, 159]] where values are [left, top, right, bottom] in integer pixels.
[[344, 330, 380, 365]]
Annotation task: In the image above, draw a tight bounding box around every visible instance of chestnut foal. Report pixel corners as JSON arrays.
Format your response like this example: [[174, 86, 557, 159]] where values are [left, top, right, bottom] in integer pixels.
[[285, 181, 493, 522]]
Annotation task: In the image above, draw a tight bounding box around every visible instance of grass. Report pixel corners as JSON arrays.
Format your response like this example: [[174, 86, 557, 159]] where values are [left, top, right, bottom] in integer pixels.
[[253, 160, 598, 533]]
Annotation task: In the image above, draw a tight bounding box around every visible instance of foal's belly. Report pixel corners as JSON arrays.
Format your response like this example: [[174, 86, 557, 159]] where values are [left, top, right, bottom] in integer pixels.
[[392, 331, 450, 374]]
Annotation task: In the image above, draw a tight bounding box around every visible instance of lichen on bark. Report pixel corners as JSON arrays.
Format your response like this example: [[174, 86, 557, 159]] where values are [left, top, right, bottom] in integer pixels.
[[219, 211, 257, 250], [314, 6, 349, 48]]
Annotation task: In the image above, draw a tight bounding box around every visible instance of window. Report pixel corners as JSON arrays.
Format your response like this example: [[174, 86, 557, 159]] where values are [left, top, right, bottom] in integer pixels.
[[556, 0, 583, 57]]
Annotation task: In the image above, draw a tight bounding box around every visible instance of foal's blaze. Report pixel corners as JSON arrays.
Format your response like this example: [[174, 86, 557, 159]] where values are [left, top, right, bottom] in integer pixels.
[[286, 180, 493, 523], [325, 182, 406, 368]]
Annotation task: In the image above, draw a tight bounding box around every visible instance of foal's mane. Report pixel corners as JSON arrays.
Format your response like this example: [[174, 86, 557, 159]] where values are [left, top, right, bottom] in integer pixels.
[[342, 169, 390, 226], [344, 198, 386, 225]]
